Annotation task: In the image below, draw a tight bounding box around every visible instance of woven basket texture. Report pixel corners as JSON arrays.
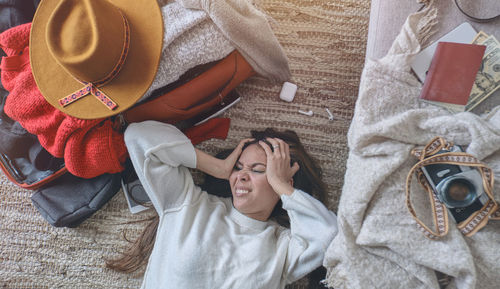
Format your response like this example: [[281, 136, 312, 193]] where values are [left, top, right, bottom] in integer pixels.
[[0, 0, 370, 288]]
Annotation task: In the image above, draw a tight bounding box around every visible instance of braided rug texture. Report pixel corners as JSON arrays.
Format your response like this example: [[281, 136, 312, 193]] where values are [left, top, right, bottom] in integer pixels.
[[0, 0, 370, 288]]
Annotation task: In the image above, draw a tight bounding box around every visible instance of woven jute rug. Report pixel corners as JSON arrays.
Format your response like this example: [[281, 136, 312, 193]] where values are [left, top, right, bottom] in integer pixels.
[[0, 0, 370, 288]]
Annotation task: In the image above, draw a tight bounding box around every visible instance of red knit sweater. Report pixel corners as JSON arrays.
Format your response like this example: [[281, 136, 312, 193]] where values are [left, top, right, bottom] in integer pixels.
[[0, 23, 127, 178]]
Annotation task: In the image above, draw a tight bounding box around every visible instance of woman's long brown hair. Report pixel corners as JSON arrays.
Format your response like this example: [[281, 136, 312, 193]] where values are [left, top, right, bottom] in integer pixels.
[[106, 128, 328, 273]]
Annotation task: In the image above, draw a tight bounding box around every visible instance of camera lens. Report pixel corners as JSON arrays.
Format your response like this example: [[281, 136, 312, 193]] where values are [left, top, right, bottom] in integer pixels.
[[447, 181, 470, 201], [439, 178, 477, 208]]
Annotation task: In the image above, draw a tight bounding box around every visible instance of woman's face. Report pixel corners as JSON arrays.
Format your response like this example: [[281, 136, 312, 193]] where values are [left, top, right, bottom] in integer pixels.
[[229, 144, 280, 221]]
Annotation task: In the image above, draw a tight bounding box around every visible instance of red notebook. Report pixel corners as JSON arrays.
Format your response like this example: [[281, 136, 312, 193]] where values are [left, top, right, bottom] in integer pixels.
[[419, 42, 485, 110]]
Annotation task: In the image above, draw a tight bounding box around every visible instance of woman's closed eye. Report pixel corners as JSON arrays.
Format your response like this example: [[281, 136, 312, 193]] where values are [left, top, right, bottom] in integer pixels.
[[252, 168, 266, 174], [233, 163, 266, 173]]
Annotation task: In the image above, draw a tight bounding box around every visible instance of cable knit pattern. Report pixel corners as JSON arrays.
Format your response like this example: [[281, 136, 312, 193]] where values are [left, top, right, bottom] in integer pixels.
[[141, 0, 235, 101], [0, 23, 127, 178], [177, 0, 291, 83]]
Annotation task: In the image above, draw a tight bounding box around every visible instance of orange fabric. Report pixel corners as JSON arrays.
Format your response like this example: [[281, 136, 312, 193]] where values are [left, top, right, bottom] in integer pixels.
[[185, 118, 230, 145], [124, 50, 255, 123]]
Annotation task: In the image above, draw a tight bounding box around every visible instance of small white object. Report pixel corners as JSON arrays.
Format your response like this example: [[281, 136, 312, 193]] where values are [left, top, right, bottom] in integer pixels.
[[279, 82, 297, 102], [437, 169, 451, 178], [298, 109, 313, 116], [325, 108, 334, 120]]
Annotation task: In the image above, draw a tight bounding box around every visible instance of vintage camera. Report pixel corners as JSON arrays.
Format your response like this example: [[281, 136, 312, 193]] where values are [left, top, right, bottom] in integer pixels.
[[420, 145, 488, 223]]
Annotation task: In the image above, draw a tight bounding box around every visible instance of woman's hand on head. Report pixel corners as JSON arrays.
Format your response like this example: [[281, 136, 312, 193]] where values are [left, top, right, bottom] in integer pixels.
[[220, 138, 254, 179], [259, 138, 299, 196], [195, 138, 253, 180]]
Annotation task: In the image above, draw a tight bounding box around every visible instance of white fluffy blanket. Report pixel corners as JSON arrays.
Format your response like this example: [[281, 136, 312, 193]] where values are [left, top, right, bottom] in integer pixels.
[[324, 3, 500, 289]]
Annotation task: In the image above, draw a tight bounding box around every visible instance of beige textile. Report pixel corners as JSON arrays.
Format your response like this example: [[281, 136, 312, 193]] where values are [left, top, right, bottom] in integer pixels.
[[0, 0, 370, 288], [140, 0, 235, 102], [324, 1, 500, 288], [178, 0, 291, 82]]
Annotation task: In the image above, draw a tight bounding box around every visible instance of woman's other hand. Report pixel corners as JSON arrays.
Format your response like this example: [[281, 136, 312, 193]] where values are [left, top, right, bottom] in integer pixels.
[[195, 138, 253, 180], [219, 138, 254, 179], [259, 138, 299, 196]]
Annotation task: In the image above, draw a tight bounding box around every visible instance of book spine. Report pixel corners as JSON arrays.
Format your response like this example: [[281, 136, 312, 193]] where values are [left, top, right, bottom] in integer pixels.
[[419, 43, 443, 101]]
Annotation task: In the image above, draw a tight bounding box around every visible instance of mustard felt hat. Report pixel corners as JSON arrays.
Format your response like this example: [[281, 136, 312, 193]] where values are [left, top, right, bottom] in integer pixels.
[[30, 0, 163, 119]]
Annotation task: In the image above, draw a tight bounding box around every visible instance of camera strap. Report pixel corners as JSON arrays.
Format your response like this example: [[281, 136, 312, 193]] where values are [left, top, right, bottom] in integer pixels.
[[405, 137, 500, 239]]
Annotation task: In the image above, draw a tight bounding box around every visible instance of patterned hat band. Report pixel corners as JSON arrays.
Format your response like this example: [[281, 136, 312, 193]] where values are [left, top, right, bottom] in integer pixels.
[[58, 11, 130, 111]]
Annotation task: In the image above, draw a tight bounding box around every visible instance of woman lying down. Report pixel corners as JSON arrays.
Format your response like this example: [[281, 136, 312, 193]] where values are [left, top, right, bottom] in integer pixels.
[[107, 120, 338, 289]]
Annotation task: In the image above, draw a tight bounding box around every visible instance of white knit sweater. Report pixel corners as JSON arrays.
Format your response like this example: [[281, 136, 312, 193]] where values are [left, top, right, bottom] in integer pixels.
[[124, 121, 338, 289], [141, 0, 235, 101]]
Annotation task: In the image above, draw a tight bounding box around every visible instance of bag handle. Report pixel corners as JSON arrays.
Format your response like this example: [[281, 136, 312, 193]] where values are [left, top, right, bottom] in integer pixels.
[[405, 137, 500, 239], [454, 0, 500, 23]]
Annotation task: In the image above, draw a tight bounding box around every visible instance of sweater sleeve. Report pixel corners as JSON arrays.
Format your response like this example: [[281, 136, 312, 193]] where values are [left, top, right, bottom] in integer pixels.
[[124, 121, 198, 214], [281, 189, 338, 283]]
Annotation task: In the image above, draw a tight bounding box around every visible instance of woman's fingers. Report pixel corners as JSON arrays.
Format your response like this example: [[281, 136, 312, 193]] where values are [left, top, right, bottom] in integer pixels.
[[265, 138, 279, 154], [222, 138, 254, 179], [237, 138, 254, 149], [290, 161, 300, 177], [258, 140, 272, 156], [266, 138, 284, 158], [230, 138, 254, 157], [264, 138, 297, 175], [280, 140, 289, 160], [262, 138, 298, 196], [266, 138, 288, 159]]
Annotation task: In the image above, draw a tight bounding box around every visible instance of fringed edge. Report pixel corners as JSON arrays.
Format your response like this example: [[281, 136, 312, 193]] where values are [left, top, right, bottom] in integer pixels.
[[324, 265, 350, 289], [415, 0, 438, 48], [381, 0, 439, 61]]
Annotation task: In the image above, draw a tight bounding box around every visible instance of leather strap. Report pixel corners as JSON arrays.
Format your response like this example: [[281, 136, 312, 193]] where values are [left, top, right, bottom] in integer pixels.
[[454, 0, 500, 23]]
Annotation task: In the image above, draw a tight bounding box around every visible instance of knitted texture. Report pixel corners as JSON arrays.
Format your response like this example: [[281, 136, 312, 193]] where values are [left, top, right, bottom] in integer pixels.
[[141, 0, 235, 101], [178, 0, 291, 83], [0, 23, 127, 178], [324, 2, 500, 288]]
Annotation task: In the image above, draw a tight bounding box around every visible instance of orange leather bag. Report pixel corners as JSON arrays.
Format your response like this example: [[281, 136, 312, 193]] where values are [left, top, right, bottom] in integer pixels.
[[124, 50, 255, 124]]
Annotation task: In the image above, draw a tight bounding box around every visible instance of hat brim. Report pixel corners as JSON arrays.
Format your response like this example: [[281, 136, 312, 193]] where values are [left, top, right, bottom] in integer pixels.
[[30, 0, 163, 120]]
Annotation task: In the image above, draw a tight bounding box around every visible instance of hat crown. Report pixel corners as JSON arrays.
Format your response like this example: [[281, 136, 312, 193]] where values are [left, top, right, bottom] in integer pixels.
[[46, 0, 126, 83]]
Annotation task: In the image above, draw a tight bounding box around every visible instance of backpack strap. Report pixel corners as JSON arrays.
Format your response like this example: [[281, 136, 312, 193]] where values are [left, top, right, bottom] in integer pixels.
[[405, 137, 500, 239]]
